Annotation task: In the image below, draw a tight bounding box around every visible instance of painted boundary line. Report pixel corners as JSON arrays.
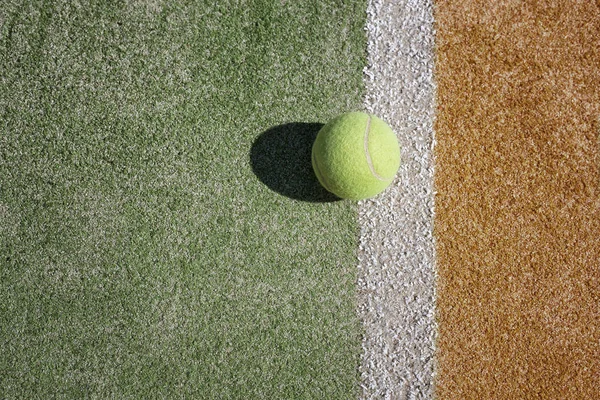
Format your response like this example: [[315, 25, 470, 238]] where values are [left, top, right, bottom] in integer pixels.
[[358, 0, 437, 398]]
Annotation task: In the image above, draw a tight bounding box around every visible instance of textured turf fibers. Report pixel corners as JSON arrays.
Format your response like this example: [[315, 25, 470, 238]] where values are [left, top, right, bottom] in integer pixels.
[[434, 1, 600, 398], [0, 1, 366, 397]]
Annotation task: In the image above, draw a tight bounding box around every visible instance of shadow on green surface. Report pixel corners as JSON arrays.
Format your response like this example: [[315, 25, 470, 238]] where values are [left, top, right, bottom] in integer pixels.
[[251, 123, 340, 202]]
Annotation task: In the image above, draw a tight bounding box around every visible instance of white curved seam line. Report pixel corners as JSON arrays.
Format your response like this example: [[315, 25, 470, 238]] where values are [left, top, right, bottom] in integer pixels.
[[363, 114, 387, 181]]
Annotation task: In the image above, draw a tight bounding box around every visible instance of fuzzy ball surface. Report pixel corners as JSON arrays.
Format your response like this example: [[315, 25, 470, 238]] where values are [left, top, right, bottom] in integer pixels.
[[311, 112, 400, 200]]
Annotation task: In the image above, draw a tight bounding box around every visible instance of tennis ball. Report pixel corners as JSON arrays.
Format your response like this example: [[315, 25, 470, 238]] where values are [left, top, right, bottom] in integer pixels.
[[311, 112, 400, 200]]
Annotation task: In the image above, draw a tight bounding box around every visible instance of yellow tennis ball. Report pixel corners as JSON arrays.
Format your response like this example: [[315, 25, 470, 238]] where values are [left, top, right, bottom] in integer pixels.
[[311, 112, 400, 200]]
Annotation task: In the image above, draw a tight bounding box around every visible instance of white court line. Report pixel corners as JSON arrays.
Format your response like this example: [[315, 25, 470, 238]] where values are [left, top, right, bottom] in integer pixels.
[[358, 0, 437, 398]]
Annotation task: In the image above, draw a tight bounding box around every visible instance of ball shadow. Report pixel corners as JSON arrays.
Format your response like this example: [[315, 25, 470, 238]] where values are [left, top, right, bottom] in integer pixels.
[[250, 122, 340, 202]]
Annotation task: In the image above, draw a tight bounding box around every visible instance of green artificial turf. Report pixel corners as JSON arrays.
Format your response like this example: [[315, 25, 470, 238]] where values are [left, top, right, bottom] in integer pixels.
[[0, 0, 367, 398]]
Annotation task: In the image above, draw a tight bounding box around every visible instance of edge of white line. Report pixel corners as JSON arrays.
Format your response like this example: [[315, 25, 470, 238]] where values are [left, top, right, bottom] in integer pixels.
[[358, 0, 438, 398]]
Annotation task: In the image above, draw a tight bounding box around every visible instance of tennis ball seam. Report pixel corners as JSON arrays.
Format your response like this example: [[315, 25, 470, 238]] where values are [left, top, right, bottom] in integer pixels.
[[363, 114, 388, 182]]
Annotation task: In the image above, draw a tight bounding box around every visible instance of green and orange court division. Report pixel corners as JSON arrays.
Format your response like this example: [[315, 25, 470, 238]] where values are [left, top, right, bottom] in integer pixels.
[[1, 0, 598, 399]]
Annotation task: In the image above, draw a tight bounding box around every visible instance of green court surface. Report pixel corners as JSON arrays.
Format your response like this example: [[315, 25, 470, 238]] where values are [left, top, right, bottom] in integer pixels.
[[0, 1, 366, 397]]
